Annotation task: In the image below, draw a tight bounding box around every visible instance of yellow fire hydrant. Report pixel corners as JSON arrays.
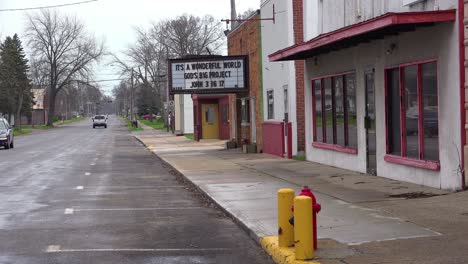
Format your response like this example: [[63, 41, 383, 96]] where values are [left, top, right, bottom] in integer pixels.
[[277, 188, 295, 247], [294, 196, 314, 260]]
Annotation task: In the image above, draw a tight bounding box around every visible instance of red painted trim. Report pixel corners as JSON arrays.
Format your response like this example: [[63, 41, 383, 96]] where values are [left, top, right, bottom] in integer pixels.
[[398, 58, 438, 68], [312, 142, 358, 154], [311, 80, 317, 142], [458, 0, 466, 189], [288, 123, 293, 159], [311, 70, 354, 81], [269, 10, 456, 62], [384, 155, 440, 171], [281, 122, 285, 156], [417, 64, 424, 160], [384, 69, 390, 154], [321, 78, 326, 143], [399, 67, 407, 157]]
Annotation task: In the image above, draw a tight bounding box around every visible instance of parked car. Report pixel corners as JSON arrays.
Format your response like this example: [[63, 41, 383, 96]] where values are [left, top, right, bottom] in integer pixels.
[[92, 115, 107, 129], [0, 118, 14, 149]]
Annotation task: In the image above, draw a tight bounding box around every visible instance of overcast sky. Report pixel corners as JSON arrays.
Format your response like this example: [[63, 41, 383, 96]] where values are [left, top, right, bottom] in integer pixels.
[[0, 0, 259, 95]]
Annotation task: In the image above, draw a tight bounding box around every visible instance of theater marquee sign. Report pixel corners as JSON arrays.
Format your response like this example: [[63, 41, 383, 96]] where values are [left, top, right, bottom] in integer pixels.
[[168, 56, 248, 94]]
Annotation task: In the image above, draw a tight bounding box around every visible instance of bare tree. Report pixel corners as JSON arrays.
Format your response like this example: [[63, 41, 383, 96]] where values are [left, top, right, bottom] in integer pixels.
[[25, 9, 105, 126], [111, 14, 225, 125], [156, 14, 225, 57]]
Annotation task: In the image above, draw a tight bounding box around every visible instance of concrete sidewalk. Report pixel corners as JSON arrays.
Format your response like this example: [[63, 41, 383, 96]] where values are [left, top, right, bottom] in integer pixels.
[[133, 126, 468, 264]]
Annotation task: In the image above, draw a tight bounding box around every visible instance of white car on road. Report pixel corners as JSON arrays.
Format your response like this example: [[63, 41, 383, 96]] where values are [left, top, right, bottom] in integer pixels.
[[92, 115, 107, 129]]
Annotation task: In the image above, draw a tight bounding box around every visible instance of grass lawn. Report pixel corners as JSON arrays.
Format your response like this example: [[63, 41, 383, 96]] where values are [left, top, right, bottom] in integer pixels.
[[292, 155, 306, 161], [53, 116, 86, 126], [184, 134, 194, 140], [13, 128, 32, 136], [139, 118, 166, 130], [123, 117, 143, 131]]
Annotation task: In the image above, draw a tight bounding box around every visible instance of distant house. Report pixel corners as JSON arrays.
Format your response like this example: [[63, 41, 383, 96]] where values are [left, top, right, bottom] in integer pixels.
[[30, 87, 48, 125]]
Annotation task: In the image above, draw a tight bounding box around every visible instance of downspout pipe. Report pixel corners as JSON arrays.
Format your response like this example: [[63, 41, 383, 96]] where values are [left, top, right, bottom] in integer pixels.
[[459, 0, 466, 189]]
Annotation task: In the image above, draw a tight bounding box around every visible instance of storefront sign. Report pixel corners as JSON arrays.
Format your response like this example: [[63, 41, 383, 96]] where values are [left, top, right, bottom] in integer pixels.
[[169, 56, 248, 94]]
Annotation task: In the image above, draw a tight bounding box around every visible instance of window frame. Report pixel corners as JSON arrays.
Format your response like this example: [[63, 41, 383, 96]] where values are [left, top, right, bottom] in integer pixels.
[[384, 58, 440, 171], [267, 90, 274, 120], [311, 70, 358, 154]]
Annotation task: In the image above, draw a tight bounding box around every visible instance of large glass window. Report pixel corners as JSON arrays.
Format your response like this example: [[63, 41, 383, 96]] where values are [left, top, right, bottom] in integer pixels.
[[313, 80, 323, 142], [334, 77, 345, 146], [345, 73, 357, 148], [422, 62, 439, 161], [386, 61, 439, 162], [387, 68, 401, 155], [312, 72, 357, 150]]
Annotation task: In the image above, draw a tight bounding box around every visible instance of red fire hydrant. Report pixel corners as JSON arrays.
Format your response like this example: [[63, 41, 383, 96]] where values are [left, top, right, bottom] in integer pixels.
[[289, 186, 321, 249]]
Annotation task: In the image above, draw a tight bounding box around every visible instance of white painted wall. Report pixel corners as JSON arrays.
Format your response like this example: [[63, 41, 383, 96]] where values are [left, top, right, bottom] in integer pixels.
[[304, 21, 462, 190], [262, 0, 319, 155], [183, 94, 194, 134], [308, 0, 457, 37], [174, 94, 193, 134]]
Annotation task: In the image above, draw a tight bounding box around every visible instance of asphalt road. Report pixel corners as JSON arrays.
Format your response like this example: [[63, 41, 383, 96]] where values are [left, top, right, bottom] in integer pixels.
[[0, 117, 273, 264]]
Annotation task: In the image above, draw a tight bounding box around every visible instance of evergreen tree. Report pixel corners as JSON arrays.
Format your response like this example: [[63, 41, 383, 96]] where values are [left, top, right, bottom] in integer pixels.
[[0, 34, 32, 128]]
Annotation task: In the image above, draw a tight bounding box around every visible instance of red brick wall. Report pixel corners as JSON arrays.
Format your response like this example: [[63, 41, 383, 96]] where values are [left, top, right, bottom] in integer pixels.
[[227, 13, 263, 151], [293, 0, 305, 152]]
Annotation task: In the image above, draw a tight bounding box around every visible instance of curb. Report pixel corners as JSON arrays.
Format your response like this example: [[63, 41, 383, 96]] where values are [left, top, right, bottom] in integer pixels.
[[260, 236, 320, 264], [133, 134, 320, 264]]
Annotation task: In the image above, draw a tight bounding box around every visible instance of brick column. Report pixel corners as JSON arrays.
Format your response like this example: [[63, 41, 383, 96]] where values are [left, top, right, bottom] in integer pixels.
[[293, 0, 305, 152]]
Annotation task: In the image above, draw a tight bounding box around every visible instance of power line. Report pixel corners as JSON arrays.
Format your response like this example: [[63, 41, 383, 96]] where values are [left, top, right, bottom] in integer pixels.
[[0, 0, 98, 12]]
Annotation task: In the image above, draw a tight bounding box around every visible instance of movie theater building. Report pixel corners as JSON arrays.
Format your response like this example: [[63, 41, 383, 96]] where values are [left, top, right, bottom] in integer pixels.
[[168, 56, 249, 143], [270, 0, 465, 190]]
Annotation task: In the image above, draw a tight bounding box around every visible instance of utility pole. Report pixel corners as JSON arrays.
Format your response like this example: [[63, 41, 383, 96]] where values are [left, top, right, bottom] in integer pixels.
[[131, 68, 134, 121], [230, 0, 237, 30]]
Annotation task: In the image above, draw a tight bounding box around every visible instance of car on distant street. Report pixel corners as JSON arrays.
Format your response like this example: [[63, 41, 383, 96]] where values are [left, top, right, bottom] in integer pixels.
[[0, 118, 14, 149], [92, 115, 107, 129]]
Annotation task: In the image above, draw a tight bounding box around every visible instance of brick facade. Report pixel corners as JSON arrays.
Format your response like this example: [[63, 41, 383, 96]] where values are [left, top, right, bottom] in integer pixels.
[[293, 0, 305, 152], [227, 12, 263, 151]]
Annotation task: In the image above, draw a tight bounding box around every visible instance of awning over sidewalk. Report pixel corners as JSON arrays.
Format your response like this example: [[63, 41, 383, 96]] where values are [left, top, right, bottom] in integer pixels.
[[269, 10, 456, 62]]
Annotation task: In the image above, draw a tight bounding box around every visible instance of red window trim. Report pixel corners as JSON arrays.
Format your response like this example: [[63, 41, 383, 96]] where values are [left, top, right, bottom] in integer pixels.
[[313, 142, 358, 155], [311, 71, 357, 154], [384, 155, 440, 171], [384, 59, 440, 169]]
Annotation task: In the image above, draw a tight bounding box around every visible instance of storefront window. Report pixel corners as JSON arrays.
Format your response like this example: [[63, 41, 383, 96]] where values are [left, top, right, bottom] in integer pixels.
[[312, 71, 357, 151], [422, 62, 439, 161], [387, 68, 401, 155], [324, 78, 333, 144], [345, 73, 357, 149], [313, 80, 323, 142], [404, 66, 419, 159], [386, 60, 439, 163], [334, 76, 345, 146]]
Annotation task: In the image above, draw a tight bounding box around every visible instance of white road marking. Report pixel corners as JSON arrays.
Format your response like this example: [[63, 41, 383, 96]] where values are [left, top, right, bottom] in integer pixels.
[[45, 246, 232, 253], [64, 208, 74, 215], [94, 158, 99, 161], [76, 186, 84, 190], [73, 207, 202, 212], [85, 172, 91, 176], [90, 163, 96, 166], [46, 245, 61, 252]]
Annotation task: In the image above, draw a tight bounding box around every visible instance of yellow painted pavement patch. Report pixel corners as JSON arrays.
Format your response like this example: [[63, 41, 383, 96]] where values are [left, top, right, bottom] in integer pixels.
[[260, 236, 320, 264]]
